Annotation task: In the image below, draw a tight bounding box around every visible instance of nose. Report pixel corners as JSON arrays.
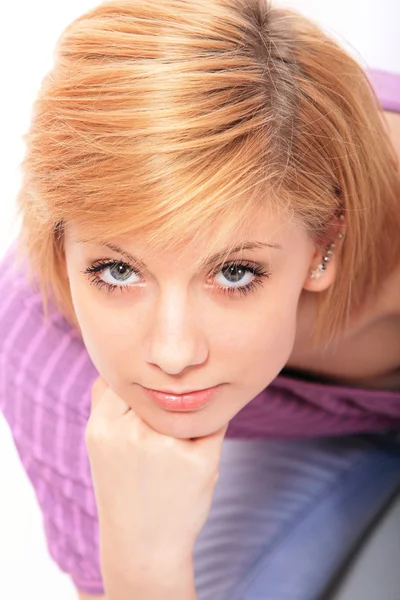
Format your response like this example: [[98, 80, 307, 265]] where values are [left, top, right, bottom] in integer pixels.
[[142, 287, 208, 375]]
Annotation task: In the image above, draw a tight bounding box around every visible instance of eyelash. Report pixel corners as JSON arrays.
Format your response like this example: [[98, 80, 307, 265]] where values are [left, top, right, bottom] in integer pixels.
[[82, 258, 271, 298]]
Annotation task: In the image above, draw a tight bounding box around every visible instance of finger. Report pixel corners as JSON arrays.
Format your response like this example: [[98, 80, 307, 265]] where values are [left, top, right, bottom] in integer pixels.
[[90, 375, 131, 419]]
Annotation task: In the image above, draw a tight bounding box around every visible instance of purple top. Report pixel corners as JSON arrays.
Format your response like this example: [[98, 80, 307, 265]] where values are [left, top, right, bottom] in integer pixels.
[[0, 68, 399, 595]]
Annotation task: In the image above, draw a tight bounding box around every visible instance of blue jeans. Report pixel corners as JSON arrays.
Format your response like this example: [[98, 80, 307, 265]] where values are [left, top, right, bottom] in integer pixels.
[[192, 432, 400, 600]]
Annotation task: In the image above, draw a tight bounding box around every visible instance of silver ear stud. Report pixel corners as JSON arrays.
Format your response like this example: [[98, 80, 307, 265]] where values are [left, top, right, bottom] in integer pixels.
[[309, 241, 336, 280], [309, 213, 345, 280]]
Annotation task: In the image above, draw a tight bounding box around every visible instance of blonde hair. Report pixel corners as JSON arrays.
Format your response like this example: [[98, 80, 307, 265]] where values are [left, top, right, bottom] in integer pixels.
[[14, 0, 400, 346]]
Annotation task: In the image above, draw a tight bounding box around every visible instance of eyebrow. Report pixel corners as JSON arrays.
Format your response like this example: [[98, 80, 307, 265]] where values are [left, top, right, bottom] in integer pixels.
[[76, 239, 282, 268]]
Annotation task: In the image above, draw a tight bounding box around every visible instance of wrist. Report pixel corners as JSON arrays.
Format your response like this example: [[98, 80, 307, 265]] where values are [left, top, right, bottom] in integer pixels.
[[101, 540, 195, 579], [102, 557, 197, 600]]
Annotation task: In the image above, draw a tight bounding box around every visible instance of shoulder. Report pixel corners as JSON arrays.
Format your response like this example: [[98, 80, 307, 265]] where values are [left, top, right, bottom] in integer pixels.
[[0, 238, 95, 390], [0, 237, 98, 469], [0, 241, 105, 594]]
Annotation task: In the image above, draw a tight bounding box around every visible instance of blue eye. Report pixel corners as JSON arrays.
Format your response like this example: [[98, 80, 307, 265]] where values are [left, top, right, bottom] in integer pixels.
[[211, 260, 271, 297], [82, 258, 271, 298]]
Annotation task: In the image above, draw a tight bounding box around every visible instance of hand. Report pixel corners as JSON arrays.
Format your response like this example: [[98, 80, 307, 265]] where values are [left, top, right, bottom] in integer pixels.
[[85, 376, 229, 578]]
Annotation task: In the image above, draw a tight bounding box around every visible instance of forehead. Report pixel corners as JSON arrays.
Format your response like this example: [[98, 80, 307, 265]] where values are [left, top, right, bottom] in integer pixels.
[[65, 205, 302, 267]]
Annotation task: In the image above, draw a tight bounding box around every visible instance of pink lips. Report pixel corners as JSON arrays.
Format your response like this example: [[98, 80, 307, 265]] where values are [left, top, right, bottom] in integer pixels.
[[143, 385, 222, 411]]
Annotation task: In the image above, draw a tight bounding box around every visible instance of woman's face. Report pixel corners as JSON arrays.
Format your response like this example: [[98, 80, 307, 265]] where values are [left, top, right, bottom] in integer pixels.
[[63, 210, 329, 439]]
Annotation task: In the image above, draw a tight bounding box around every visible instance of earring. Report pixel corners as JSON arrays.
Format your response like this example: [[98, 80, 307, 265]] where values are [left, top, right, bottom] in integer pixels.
[[309, 213, 345, 280], [309, 241, 336, 280]]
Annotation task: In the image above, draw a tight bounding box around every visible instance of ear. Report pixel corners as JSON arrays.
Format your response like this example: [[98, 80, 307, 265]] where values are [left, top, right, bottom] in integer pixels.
[[303, 244, 338, 292], [303, 215, 346, 293]]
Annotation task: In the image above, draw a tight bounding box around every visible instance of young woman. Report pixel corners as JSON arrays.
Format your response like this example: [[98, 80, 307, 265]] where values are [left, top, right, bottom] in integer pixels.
[[1, 1, 400, 599]]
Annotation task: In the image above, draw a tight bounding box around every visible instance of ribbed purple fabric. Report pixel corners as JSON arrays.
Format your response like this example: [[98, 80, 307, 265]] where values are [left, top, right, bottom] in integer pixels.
[[0, 68, 399, 595]]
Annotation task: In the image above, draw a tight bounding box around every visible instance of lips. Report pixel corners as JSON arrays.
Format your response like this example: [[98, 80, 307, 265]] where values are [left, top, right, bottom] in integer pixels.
[[147, 385, 217, 396], [143, 384, 222, 411]]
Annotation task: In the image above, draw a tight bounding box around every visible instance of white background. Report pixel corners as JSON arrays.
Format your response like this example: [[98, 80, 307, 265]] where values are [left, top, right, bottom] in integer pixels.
[[0, 1, 399, 599]]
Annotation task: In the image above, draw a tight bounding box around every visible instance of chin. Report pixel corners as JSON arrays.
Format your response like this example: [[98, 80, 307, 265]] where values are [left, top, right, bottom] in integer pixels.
[[145, 409, 225, 440]]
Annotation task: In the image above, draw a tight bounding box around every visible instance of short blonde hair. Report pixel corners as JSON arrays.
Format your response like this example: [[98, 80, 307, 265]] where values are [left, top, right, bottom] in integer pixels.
[[15, 0, 400, 346]]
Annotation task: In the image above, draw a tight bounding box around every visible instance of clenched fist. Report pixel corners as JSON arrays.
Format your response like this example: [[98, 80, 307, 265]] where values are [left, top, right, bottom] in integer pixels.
[[85, 375, 229, 580]]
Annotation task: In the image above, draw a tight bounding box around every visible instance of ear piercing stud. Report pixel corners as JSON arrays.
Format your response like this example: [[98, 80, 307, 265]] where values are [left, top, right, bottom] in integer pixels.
[[309, 241, 336, 280], [309, 213, 345, 280]]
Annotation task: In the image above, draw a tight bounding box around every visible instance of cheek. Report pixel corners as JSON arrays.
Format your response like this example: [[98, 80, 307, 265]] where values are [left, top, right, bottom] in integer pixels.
[[226, 290, 299, 382], [67, 281, 127, 376]]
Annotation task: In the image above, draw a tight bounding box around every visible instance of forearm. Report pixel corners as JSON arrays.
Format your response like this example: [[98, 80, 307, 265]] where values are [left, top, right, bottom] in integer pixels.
[[102, 558, 198, 600]]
